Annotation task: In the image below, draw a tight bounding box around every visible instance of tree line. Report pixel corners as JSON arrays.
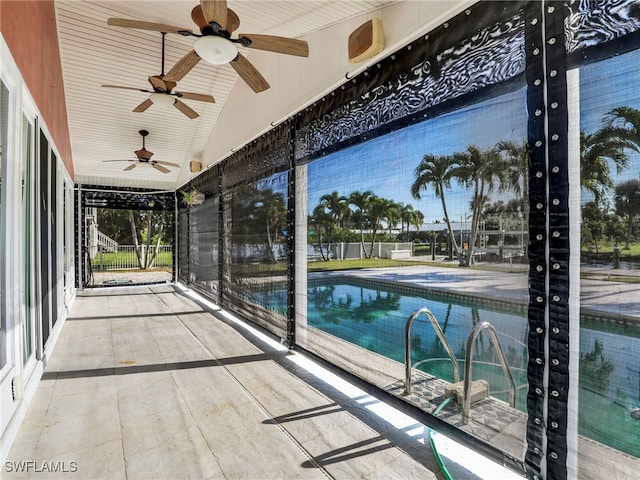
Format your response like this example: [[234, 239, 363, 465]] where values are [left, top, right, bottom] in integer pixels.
[[309, 191, 425, 260]]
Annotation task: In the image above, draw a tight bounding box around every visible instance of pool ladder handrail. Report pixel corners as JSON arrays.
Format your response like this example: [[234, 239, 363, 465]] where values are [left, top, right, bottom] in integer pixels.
[[404, 307, 460, 395], [463, 321, 516, 424]]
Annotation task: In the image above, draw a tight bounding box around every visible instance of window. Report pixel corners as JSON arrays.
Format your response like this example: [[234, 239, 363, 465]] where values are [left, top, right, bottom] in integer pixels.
[[0, 80, 8, 369], [21, 114, 35, 364]]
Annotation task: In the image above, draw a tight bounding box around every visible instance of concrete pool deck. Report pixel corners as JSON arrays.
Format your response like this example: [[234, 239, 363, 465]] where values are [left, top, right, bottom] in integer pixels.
[[313, 262, 640, 322]]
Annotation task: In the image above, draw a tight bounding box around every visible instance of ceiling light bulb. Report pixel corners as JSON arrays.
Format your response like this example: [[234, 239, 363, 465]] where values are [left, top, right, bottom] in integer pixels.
[[194, 36, 238, 64], [150, 93, 175, 107]]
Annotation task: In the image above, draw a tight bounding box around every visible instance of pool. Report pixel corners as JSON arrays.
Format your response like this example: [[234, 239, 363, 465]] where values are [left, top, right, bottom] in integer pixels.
[[245, 276, 640, 457]]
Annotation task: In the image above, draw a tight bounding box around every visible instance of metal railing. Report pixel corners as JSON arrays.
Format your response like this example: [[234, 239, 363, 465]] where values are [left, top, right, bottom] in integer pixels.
[[91, 244, 173, 270], [97, 230, 119, 252], [404, 307, 460, 395], [463, 321, 516, 424]]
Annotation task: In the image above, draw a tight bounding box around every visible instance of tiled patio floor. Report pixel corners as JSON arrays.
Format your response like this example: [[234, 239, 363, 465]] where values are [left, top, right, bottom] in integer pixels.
[[5, 284, 454, 480]]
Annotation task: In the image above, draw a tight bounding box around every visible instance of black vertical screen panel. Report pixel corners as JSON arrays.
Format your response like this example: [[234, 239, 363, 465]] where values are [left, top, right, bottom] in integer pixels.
[[188, 194, 220, 302], [544, 4, 571, 479], [74, 188, 80, 291], [523, 3, 547, 478], [177, 208, 189, 285], [39, 131, 50, 344], [286, 122, 296, 348], [220, 123, 290, 340], [221, 172, 289, 340], [180, 163, 221, 302]]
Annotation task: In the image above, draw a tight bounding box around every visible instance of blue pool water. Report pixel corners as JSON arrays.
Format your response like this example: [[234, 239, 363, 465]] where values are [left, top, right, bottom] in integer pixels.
[[245, 277, 640, 457]]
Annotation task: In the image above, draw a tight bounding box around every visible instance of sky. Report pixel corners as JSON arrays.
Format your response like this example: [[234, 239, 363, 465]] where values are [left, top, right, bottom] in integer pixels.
[[305, 45, 640, 222]]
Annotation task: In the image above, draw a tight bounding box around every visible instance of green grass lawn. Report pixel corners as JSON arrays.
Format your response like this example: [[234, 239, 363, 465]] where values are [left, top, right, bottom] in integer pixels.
[[582, 242, 640, 257], [91, 250, 173, 269]]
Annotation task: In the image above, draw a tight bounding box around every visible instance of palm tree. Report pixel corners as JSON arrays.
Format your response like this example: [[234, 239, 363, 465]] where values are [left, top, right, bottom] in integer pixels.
[[261, 189, 287, 263], [497, 140, 530, 261], [366, 196, 395, 257], [497, 140, 529, 207], [399, 204, 424, 234], [614, 179, 640, 249], [385, 201, 402, 234], [309, 204, 334, 261], [411, 154, 459, 255], [399, 204, 412, 233], [348, 190, 374, 258], [599, 106, 640, 154], [580, 130, 629, 204], [452, 145, 504, 264], [319, 191, 350, 228], [581, 201, 606, 254], [410, 209, 425, 233]]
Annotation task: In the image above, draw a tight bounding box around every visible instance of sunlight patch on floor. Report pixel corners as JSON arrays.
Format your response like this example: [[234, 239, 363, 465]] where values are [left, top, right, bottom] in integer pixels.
[[182, 286, 523, 479]]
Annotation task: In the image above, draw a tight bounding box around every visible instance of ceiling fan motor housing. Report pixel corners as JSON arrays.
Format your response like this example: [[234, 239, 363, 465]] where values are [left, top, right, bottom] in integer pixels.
[[135, 148, 153, 160]]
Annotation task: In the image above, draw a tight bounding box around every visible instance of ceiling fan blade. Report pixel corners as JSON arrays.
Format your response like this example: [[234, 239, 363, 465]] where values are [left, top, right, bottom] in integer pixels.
[[226, 9, 240, 33], [155, 160, 181, 168], [174, 99, 200, 119], [147, 76, 167, 91], [239, 34, 309, 57], [175, 91, 215, 103], [133, 98, 154, 112], [102, 159, 134, 163], [191, 5, 208, 32], [102, 84, 151, 93], [164, 50, 201, 83], [123, 163, 138, 171], [201, 0, 227, 30], [230, 53, 270, 93], [107, 18, 192, 34], [152, 163, 171, 174]]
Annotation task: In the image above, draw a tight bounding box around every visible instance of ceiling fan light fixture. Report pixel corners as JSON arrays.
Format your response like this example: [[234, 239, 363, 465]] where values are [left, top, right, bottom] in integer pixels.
[[194, 36, 237, 64], [150, 92, 175, 107]]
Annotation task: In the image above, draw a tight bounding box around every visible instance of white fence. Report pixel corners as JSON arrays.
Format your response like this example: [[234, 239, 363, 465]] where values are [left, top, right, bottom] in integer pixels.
[[230, 242, 415, 262], [310, 242, 414, 260], [97, 230, 119, 252], [91, 245, 173, 271]]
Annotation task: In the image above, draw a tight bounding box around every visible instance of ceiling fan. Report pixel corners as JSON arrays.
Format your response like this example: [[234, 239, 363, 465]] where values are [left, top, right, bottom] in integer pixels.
[[101, 33, 214, 119], [107, 0, 309, 93], [102, 130, 180, 174]]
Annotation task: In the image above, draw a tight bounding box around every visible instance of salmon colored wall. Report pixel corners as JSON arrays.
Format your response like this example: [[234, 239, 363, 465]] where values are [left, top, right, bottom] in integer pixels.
[[1, 1, 74, 177]]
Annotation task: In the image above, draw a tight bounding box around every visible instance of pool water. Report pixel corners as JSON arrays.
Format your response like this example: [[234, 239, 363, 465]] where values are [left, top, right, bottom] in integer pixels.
[[247, 277, 640, 457]]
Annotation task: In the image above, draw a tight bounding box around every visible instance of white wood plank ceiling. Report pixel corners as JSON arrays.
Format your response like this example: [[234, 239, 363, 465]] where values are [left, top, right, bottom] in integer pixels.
[[55, 0, 399, 190]]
